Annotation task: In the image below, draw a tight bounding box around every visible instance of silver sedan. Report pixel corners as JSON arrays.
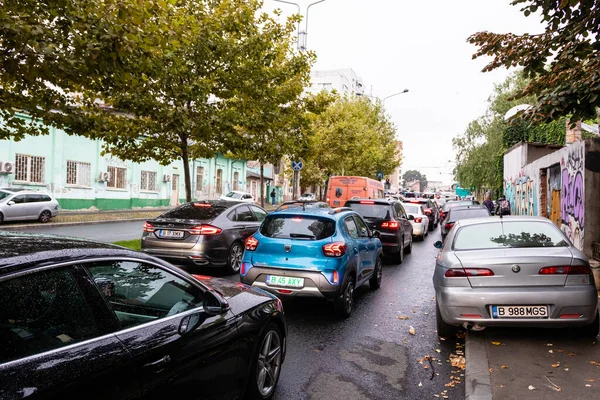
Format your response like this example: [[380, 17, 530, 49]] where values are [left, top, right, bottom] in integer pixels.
[[433, 216, 599, 337]]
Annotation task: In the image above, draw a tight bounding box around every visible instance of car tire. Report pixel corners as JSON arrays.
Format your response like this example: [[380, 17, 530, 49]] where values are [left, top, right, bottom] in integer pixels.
[[404, 237, 412, 254], [578, 311, 600, 338], [246, 323, 283, 400], [436, 302, 459, 338], [334, 275, 355, 318], [226, 241, 244, 275], [398, 237, 404, 264], [0, 212, 3, 224], [38, 210, 51, 223], [369, 257, 382, 290]]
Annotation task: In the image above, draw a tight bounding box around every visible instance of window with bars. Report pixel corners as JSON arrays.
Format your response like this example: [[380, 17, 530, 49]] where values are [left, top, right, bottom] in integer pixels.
[[233, 171, 239, 190], [15, 154, 45, 183], [196, 167, 204, 192], [216, 169, 223, 195], [140, 171, 157, 191], [66, 161, 91, 187], [107, 166, 127, 189]]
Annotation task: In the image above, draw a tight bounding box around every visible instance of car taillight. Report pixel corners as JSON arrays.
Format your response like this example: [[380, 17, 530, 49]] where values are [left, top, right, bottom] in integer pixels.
[[440, 211, 445, 219], [143, 222, 155, 233], [424, 209, 432, 215], [539, 265, 591, 274], [381, 221, 399, 229], [360, 200, 375, 204], [189, 225, 222, 235], [245, 236, 259, 251], [444, 222, 455, 230], [323, 242, 347, 257], [414, 217, 422, 223], [445, 268, 494, 277]]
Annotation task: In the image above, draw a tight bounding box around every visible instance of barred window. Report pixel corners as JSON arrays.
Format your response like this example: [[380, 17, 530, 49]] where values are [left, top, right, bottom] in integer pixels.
[[66, 161, 91, 187], [216, 169, 223, 195], [196, 167, 204, 192], [140, 171, 157, 191], [107, 166, 127, 189], [15, 154, 45, 183], [233, 171, 239, 190]]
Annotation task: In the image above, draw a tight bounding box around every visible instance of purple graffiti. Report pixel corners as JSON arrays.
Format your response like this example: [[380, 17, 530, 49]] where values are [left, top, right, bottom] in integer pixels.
[[561, 169, 584, 228]]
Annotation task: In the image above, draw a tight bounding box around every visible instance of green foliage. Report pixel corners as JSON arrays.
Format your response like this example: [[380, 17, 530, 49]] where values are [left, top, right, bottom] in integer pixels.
[[112, 240, 141, 251], [300, 94, 401, 188], [502, 118, 566, 149], [402, 170, 428, 191], [468, 0, 600, 124]]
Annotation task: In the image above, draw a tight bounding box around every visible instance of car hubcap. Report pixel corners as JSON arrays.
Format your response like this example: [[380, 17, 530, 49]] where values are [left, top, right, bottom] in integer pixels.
[[41, 212, 50, 222], [256, 330, 282, 397], [230, 244, 243, 272]]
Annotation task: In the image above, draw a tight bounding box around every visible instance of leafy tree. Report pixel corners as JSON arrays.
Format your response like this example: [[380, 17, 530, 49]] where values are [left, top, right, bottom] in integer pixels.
[[468, 0, 600, 124], [402, 170, 427, 191]]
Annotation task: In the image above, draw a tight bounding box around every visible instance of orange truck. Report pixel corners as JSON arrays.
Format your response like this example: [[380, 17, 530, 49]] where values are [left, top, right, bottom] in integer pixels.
[[326, 176, 385, 207]]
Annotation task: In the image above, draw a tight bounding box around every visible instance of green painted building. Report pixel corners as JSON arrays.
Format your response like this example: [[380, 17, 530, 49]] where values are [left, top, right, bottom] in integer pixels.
[[0, 113, 248, 210]]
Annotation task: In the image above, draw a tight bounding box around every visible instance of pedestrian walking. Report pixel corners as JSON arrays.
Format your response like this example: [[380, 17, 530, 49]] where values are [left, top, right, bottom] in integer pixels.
[[483, 194, 494, 215], [494, 195, 511, 216], [270, 188, 276, 205]]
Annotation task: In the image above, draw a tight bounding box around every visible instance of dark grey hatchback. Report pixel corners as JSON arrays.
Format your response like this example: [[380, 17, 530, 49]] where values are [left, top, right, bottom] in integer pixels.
[[141, 201, 267, 274]]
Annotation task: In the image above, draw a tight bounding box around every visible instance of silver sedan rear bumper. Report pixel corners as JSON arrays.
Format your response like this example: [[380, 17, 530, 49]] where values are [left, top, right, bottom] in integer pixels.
[[436, 285, 599, 327]]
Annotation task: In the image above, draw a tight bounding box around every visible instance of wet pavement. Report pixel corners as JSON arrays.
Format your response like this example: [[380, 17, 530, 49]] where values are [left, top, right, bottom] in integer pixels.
[[0, 220, 145, 241]]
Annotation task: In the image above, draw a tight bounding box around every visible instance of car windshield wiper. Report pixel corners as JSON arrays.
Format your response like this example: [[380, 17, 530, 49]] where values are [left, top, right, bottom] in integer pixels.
[[289, 233, 316, 239]]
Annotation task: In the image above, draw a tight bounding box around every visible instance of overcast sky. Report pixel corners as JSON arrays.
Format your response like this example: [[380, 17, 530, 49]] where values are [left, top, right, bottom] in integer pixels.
[[264, 0, 544, 185]]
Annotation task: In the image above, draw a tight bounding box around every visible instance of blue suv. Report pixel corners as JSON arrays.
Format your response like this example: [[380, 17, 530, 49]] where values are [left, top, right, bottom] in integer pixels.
[[240, 207, 383, 317]]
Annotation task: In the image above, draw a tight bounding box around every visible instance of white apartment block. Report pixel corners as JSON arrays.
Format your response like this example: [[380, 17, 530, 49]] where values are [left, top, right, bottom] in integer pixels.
[[307, 68, 365, 96]]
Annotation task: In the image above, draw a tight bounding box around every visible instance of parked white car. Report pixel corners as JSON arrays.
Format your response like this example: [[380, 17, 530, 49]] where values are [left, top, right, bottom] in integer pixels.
[[402, 202, 429, 241], [0, 189, 60, 224], [219, 190, 255, 203], [299, 193, 316, 201]]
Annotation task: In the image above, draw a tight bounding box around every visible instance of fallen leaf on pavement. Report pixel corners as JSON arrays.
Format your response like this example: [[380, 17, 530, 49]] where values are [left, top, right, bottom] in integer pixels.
[[586, 384, 592, 387], [435, 349, 441, 353], [589, 361, 599, 366], [418, 382, 423, 387], [547, 343, 553, 347], [586, 379, 595, 382], [449, 354, 466, 370], [491, 341, 502, 346], [568, 352, 577, 357], [501, 365, 509, 369], [500, 385, 505, 388], [439, 337, 446, 341], [397, 316, 410, 320], [409, 326, 416, 335], [528, 385, 536, 390], [564, 368, 569, 371], [548, 350, 554, 353], [552, 363, 560, 368], [489, 368, 494, 373], [545, 376, 562, 392]]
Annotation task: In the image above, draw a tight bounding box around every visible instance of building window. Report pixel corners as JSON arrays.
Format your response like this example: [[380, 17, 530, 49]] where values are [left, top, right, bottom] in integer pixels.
[[196, 166, 204, 192], [140, 171, 157, 191], [233, 171, 239, 190], [107, 166, 127, 189], [15, 154, 45, 184], [66, 160, 91, 187], [216, 169, 223, 195]]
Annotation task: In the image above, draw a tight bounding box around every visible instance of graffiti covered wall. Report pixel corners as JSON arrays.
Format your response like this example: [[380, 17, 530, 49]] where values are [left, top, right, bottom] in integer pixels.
[[503, 141, 586, 251]]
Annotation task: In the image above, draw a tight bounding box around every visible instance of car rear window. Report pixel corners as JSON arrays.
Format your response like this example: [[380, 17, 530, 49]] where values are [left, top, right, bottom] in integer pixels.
[[159, 203, 229, 220], [403, 204, 420, 214], [448, 208, 489, 221], [260, 216, 336, 240], [453, 221, 569, 250], [345, 203, 392, 219], [442, 201, 473, 212]]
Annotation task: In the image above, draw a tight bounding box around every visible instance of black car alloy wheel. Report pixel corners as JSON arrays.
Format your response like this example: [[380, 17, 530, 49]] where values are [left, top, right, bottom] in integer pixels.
[[249, 324, 283, 399], [227, 242, 243, 274], [369, 257, 382, 290], [335, 276, 355, 318]]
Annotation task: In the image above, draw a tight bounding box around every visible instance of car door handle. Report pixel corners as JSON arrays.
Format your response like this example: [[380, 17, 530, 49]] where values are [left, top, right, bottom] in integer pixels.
[[144, 355, 171, 369]]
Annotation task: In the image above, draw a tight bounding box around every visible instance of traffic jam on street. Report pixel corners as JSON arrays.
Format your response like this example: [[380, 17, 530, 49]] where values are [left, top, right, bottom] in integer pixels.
[[1, 1, 600, 400]]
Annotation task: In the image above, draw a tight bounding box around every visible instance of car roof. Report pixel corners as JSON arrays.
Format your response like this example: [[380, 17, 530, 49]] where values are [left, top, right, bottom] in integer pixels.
[[269, 206, 354, 219], [449, 205, 488, 211], [454, 215, 553, 227], [344, 198, 393, 205], [0, 231, 158, 273]]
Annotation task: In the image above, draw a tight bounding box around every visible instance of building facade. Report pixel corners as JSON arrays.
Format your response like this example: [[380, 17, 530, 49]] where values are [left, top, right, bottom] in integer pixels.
[[306, 68, 365, 96], [0, 113, 247, 210]]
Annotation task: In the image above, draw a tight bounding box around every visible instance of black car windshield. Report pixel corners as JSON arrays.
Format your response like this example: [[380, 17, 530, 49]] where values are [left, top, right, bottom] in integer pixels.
[[442, 201, 473, 212], [159, 203, 229, 220], [453, 221, 569, 250], [345, 203, 391, 219], [260, 216, 335, 240], [448, 208, 490, 222]]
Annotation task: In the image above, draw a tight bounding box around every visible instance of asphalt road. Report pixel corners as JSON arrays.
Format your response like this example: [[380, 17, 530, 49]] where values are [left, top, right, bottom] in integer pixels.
[[0, 221, 145, 242]]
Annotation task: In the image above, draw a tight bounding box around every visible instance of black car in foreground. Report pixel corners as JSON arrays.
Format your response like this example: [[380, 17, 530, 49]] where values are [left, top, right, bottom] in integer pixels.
[[344, 198, 413, 263], [141, 200, 268, 274], [0, 232, 286, 400]]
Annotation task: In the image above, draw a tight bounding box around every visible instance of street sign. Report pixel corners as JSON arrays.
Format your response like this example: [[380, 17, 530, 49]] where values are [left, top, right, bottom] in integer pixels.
[[375, 171, 384, 180], [292, 161, 303, 171]]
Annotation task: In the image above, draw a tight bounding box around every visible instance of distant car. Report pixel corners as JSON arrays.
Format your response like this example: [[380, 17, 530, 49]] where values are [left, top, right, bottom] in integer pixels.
[[433, 216, 599, 338], [344, 199, 413, 263], [441, 205, 490, 241], [0, 189, 59, 224], [141, 200, 267, 274], [240, 207, 383, 318], [402, 202, 430, 241], [299, 193, 316, 201], [440, 200, 477, 222], [276, 200, 330, 211], [219, 190, 255, 203], [407, 198, 439, 231], [0, 232, 287, 400]]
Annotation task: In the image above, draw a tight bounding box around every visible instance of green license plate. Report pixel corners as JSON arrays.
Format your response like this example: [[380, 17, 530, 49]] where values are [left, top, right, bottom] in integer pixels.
[[266, 275, 304, 288]]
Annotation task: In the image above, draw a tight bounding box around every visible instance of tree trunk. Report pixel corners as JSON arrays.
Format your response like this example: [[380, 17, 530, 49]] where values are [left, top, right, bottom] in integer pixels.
[[260, 163, 265, 208], [180, 138, 192, 202]]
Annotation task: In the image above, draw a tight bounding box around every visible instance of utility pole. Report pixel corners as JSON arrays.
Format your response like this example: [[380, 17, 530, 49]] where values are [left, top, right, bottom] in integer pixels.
[[274, 0, 326, 199]]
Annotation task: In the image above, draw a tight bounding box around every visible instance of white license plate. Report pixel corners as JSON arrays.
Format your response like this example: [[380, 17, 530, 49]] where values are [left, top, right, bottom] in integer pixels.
[[158, 230, 184, 239], [266, 275, 304, 288], [491, 305, 548, 319]]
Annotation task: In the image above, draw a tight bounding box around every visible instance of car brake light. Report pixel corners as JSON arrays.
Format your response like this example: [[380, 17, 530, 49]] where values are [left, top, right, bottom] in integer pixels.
[[539, 265, 591, 274], [189, 225, 222, 235], [423, 209, 432, 215], [291, 217, 302, 222], [414, 217, 422, 223], [444, 222, 454, 230], [360, 200, 375, 204], [241, 262, 252, 275], [143, 222, 155, 233], [445, 268, 494, 277], [323, 242, 347, 257], [245, 236, 259, 251], [381, 221, 399, 229]]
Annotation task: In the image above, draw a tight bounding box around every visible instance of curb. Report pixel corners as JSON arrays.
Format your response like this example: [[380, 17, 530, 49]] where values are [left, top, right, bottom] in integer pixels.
[[0, 217, 151, 230], [465, 332, 493, 400]]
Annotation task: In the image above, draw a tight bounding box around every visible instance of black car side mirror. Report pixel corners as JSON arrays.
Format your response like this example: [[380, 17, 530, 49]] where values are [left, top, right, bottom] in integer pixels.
[[408, 215, 414, 221], [203, 290, 230, 316], [371, 230, 381, 239], [434, 241, 443, 249]]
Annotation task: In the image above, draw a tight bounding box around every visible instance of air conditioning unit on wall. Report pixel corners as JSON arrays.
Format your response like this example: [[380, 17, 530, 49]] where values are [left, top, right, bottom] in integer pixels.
[[98, 172, 111, 182], [0, 161, 14, 174], [163, 175, 171, 182]]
